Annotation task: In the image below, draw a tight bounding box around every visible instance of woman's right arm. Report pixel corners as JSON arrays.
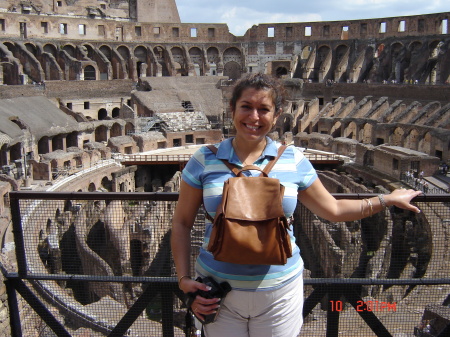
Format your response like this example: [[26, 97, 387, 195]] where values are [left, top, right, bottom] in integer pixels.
[[171, 180, 220, 319], [171, 180, 204, 292]]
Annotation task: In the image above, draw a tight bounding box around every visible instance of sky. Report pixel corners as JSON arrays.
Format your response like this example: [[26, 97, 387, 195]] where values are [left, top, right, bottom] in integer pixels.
[[175, 0, 449, 36]]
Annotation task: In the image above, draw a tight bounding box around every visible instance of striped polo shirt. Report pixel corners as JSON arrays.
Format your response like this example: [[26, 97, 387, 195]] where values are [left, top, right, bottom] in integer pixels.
[[181, 137, 318, 291]]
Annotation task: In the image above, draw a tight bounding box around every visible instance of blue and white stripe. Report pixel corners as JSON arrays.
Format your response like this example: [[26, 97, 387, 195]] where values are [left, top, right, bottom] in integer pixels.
[[181, 137, 318, 291]]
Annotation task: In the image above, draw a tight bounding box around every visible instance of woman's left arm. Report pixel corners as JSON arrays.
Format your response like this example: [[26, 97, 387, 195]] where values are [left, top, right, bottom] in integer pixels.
[[298, 179, 422, 222]]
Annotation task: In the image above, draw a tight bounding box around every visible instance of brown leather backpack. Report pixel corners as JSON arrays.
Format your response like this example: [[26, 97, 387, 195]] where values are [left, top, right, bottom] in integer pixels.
[[205, 145, 292, 265]]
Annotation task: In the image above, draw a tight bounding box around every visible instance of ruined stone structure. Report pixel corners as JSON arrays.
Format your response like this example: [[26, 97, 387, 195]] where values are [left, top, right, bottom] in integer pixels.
[[0, 3, 448, 83]]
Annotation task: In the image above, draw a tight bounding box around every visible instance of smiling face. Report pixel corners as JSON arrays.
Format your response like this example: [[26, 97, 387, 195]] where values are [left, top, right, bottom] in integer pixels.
[[232, 87, 278, 144]]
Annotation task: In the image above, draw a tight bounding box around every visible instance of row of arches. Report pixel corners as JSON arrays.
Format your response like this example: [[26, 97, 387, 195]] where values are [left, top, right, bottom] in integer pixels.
[[293, 38, 450, 84], [0, 40, 248, 84], [1, 37, 448, 85], [33, 122, 135, 156], [275, 110, 447, 160]]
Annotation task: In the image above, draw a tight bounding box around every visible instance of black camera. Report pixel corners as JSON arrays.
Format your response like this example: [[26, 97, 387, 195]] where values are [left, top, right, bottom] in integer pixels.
[[186, 276, 232, 324]]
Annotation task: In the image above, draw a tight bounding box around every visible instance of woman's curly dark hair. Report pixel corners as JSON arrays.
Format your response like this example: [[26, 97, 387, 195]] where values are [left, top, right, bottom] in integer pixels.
[[229, 73, 286, 116]]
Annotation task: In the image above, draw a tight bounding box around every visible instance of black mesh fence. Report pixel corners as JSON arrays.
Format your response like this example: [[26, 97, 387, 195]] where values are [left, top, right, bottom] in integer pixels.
[[3, 191, 450, 337]]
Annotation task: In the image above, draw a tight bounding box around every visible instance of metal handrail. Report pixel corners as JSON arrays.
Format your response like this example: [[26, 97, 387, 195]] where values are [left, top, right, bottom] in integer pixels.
[[4, 191, 450, 337]]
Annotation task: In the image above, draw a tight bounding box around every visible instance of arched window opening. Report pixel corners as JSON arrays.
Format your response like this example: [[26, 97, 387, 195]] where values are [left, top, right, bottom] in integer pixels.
[[84, 65, 96, 80]]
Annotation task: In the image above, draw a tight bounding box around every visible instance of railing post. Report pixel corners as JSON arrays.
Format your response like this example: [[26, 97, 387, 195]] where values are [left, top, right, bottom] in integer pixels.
[[326, 286, 340, 337], [161, 285, 175, 337], [5, 279, 22, 337], [12, 277, 71, 336], [9, 194, 27, 277]]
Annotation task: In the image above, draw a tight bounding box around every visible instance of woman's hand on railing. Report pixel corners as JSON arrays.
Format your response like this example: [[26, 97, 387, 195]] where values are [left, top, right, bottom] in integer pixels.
[[384, 188, 423, 213]]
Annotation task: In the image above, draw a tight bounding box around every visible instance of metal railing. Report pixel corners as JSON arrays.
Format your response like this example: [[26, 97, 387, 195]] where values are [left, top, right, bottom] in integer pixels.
[[2, 191, 450, 337], [120, 150, 346, 165], [121, 153, 194, 164]]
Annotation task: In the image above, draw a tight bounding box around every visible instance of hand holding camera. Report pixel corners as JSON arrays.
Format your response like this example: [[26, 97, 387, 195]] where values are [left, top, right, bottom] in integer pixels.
[[185, 276, 232, 324]]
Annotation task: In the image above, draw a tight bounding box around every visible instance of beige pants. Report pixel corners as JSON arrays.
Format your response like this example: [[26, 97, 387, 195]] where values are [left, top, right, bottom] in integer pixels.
[[202, 275, 304, 337]]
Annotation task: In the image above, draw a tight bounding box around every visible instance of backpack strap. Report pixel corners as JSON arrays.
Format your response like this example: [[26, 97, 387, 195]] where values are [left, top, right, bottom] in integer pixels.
[[206, 145, 241, 176], [262, 145, 287, 175]]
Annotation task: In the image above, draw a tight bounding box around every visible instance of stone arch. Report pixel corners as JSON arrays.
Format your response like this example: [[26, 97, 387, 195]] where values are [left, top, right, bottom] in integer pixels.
[[63, 200, 72, 212], [390, 42, 405, 83], [74, 156, 82, 169], [404, 41, 423, 82], [66, 131, 78, 148], [207, 47, 219, 63], [95, 125, 108, 142], [171, 46, 187, 76], [207, 46, 219, 75], [24, 42, 38, 56], [418, 131, 433, 154], [9, 143, 21, 162], [372, 43, 389, 82], [223, 47, 243, 79], [112, 107, 120, 118], [278, 114, 292, 133], [334, 44, 349, 82], [314, 44, 332, 82], [359, 46, 375, 83], [390, 126, 405, 146], [43, 43, 58, 58], [275, 66, 288, 78], [88, 182, 96, 192], [335, 44, 349, 61], [343, 121, 357, 139], [153, 46, 170, 76], [134, 46, 147, 62], [405, 128, 420, 150], [82, 44, 97, 60], [52, 135, 64, 151], [84, 65, 96, 80], [134, 45, 148, 77], [125, 122, 134, 135], [99, 45, 112, 60], [330, 121, 341, 138], [110, 123, 122, 137], [38, 136, 50, 154], [189, 47, 204, 75], [62, 44, 77, 58], [0, 47, 18, 84], [101, 176, 113, 191], [301, 45, 313, 60], [117, 45, 131, 60], [98, 108, 107, 120], [223, 61, 241, 80], [117, 45, 132, 78], [361, 122, 373, 144], [3, 41, 16, 53], [0, 145, 8, 167], [409, 41, 423, 52], [425, 40, 443, 84]]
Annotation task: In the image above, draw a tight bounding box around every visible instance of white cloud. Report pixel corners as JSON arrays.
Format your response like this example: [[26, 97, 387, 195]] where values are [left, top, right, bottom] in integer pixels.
[[176, 0, 450, 36], [218, 7, 323, 35]]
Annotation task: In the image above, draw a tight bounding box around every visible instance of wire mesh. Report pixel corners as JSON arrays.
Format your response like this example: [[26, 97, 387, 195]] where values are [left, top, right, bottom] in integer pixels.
[[4, 192, 450, 337], [297, 196, 450, 336]]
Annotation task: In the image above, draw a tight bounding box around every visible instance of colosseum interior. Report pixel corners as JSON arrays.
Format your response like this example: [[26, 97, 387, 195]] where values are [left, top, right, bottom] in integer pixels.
[[0, 0, 449, 336]]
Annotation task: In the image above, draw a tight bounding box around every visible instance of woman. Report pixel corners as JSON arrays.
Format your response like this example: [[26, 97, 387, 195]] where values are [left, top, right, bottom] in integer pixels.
[[171, 73, 421, 337]]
